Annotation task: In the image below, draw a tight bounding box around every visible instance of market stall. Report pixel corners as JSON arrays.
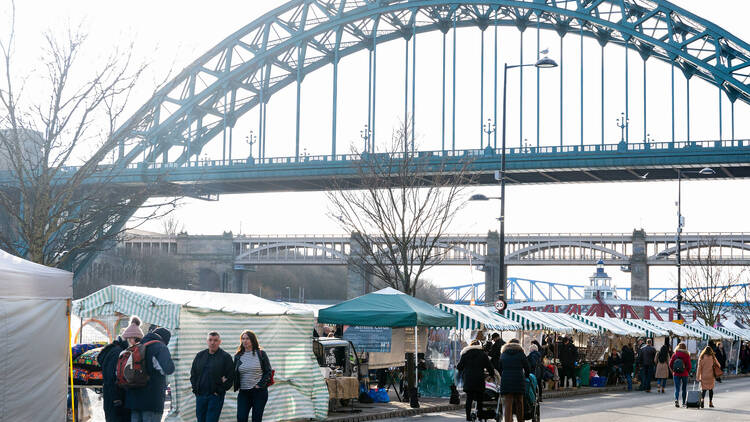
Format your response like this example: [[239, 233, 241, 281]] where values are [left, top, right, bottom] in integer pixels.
[[716, 322, 750, 373], [621, 318, 671, 338], [74, 285, 328, 422], [318, 287, 456, 404], [0, 248, 73, 421], [438, 303, 522, 332]]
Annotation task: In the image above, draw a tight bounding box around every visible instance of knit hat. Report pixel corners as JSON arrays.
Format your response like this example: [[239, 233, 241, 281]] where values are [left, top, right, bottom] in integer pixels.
[[122, 316, 144, 339]]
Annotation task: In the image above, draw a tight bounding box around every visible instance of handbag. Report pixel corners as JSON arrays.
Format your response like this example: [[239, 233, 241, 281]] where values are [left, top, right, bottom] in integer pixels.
[[267, 370, 276, 386], [713, 362, 723, 378]]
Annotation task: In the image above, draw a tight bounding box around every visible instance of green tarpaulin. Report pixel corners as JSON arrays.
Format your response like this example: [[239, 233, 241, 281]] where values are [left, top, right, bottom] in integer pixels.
[[318, 287, 456, 328]]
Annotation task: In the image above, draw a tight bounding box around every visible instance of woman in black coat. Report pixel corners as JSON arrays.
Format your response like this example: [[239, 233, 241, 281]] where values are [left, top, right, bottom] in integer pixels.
[[97, 336, 130, 422], [457, 340, 495, 421], [497, 340, 530, 422]]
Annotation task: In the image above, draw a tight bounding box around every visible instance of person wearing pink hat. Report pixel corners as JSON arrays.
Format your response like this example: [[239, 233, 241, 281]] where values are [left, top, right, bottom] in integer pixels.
[[122, 316, 144, 346]]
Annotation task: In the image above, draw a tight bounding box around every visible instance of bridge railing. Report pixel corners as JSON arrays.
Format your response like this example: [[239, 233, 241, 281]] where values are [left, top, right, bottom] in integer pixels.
[[115, 139, 750, 171]]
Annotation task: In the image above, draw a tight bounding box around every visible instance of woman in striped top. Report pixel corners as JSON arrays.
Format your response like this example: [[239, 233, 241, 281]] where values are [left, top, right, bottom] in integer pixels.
[[233, 330, 273, 422]]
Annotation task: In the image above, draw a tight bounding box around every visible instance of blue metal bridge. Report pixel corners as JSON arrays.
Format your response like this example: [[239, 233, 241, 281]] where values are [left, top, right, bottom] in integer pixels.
[[6, 0, 750, 275]]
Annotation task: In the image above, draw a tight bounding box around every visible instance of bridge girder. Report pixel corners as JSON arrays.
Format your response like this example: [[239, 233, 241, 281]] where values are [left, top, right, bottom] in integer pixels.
[[107, 0, 750, 170]]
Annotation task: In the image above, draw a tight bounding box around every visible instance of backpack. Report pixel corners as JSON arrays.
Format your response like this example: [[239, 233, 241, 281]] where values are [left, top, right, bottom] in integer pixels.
[[116, 340, 160, 388], [672, 357, 685, 373]]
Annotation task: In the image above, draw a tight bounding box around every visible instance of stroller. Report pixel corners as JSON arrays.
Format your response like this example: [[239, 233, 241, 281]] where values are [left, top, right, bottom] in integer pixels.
[[523, 374, 541, 422], [470, 380, 502, 422]]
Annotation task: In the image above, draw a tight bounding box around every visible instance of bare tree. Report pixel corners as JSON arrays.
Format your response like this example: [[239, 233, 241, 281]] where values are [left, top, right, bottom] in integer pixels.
[[681, 237, 746, 326], [0, 4, 176, 273], [161, 216, 184, 236], [326, 120, 475, 296]]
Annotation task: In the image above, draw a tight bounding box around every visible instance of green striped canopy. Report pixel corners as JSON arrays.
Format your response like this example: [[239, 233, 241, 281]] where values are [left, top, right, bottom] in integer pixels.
[[571, 315, 645, 337], [684, 321, 734, 341], [74, 286, 328, 422], [621, 319, 669, 338], [438, 304, 521, 331], [503, 310, 598, 334], [640, 319, 699, 339], [716, 324, 750, 341]]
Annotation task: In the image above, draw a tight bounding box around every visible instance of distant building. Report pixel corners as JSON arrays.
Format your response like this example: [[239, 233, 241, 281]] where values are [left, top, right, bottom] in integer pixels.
[[583, 260, 618, 299]]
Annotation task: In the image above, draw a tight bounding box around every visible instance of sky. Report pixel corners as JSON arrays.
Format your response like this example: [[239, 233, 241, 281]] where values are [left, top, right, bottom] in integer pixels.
[[4, 0, 750, 292]]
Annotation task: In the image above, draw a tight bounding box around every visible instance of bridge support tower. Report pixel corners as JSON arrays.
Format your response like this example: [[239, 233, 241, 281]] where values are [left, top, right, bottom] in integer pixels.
[[630, 229, 650, 301], [347, 232, 373, 299], [484, 231, 504, 302]]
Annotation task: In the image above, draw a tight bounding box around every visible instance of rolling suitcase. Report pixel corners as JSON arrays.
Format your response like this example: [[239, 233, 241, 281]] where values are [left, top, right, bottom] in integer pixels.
[[686, 381, 701, 408]]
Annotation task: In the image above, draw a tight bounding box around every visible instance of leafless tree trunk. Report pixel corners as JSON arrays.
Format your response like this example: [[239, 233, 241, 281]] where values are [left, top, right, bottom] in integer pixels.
[[681, 237, 746, 326], [160, 216, 184, 236], [326, 119, 475, 296], [0, 4, 177, 273]]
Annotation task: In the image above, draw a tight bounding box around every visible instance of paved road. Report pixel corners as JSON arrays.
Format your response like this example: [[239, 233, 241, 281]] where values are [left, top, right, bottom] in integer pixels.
[[381, 376, 750, 422]]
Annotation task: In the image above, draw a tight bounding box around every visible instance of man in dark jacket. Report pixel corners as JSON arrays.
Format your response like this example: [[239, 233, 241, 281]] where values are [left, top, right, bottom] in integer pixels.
[[97, 336, 130, 422], [457, 340, 495, 422], [559, 337, 578, 388], [640, 339, 657, 392], [497, 339, 530, 422], [621, 344, 635, 391], [489, 333, 505, 370], [125, 327, 176, 422], [190, 332, 235, 422]]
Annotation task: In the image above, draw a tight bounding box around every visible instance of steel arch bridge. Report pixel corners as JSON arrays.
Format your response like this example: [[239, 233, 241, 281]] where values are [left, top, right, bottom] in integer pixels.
[[17, 0, 750, 276]]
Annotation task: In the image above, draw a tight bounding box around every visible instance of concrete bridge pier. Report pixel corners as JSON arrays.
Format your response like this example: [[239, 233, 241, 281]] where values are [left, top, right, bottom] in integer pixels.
[[347, 232, 373, 299], [484, 231, 504, 303], [629, 229, 650, 301]]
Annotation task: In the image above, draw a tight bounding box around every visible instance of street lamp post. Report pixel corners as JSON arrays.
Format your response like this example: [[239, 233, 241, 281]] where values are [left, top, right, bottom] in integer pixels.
[[483, 119, 496, 149], [246, 130, 257, 160], [617, 112, 629, 143], [471, 57, 557, 303], [360, 124, 371, 153], [675, 167, 715, 320]]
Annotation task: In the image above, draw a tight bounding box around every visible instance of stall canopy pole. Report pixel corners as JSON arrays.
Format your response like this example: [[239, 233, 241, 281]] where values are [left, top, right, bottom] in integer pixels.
[[67, 299, 76, 422], [414, 326, 419, 392], [736, 340, 741, 374]]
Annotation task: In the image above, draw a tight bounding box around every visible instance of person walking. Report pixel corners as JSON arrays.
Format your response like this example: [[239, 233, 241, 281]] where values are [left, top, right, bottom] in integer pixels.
[[639, 339, 657, 392], [697, 346, 722, 408], [234, 330, 273, 422], [125, 327, 176, 422], [98, 335, 131, 422], [488, 333, 505, 371], [620, 344, 634, 391], [654, 343, 670, 393], [456, 340, 495, 421], [190, 332, 235, 422], [741, 343, 750, 373], [669, 342, 692, 408], [497, 339, 530, 422], [527, 343, 543, 401]]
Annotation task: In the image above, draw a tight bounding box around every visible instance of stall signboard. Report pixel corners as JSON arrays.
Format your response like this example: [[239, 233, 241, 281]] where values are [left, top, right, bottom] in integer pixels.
[[343, 326, 392, 352]]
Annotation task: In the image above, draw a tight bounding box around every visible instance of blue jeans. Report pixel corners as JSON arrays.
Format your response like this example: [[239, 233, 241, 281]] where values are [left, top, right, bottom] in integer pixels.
[[674, 375, 688, 404], [196, 393, 225, 422], [130, 411, 161, 422], [656, 378, 667, 388], [625, 372, 632, 391], [237, 388, 268, 422]]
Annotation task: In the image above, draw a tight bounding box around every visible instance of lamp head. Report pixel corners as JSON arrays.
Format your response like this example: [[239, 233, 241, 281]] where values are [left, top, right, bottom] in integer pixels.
[[698, 167, 716, 175], [469, 194, 490, 201], [535, 57, 558, 68]]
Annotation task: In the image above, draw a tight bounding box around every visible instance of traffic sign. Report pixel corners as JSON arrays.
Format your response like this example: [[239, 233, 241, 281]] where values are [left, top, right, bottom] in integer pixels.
[[494, 299, 507, 313]]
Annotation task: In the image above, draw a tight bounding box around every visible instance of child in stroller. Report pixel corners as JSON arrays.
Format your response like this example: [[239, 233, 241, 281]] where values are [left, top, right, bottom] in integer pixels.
[[471, 374, 541, 422]]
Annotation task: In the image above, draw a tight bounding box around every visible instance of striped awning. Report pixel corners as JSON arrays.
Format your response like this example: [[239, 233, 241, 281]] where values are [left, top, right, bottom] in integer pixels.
[[684, 321, 734, 341], [572, 315, 646, 337], [503, 310, 598, 334], [622, 319, 670, 338], [716, 324, 750, 341], [641, 320, 699, 339], [438, 304, 522, 331]]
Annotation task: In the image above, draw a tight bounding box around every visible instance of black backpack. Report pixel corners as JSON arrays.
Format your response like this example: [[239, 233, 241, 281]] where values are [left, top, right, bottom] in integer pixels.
[[672, 357, 685, 373]]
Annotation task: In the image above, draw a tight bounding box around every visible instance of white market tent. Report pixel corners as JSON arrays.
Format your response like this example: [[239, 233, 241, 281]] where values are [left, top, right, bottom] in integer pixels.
[[622, 319, 671, 338], [717, 323, 750, 341], [685, 320, 733, 341], [503, 310, 598, 334], [438, 304, 522, 331], [0, 249, 72, 421], [74, 286, 328, 422], [571, 315, 646, 337], [640, 320, 699, 339]]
